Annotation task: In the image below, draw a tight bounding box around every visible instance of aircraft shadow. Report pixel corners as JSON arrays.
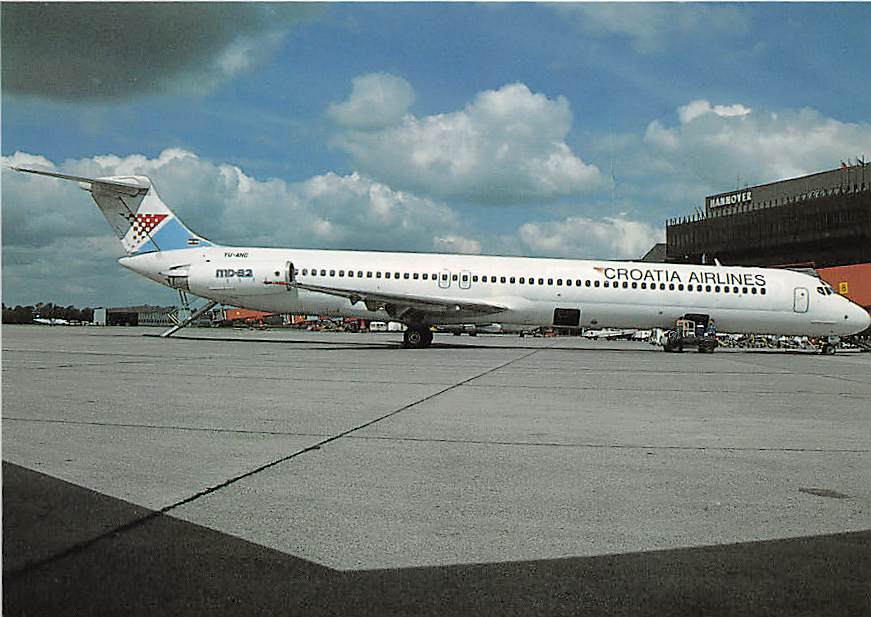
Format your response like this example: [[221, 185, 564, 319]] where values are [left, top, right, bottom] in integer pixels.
[[5, 462, 869, 617]]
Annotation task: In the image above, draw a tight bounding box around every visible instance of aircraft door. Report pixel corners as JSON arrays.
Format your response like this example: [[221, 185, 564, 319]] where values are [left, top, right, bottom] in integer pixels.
[[286, 261, 296, 290], [439, 269, 451, 289], [793, 287, 809, 313], [553, 306, 581, 329], [459, 270, 472, 290]]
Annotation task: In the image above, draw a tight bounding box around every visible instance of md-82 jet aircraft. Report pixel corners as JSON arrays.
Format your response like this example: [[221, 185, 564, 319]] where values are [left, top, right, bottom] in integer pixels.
[[11, 167, 870, 351]]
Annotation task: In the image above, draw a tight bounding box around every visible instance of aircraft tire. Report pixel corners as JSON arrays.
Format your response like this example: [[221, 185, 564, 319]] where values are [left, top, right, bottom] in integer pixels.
[[404, 324, 433, 349]]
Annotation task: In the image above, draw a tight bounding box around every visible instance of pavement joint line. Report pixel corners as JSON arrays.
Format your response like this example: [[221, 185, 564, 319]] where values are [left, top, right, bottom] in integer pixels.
[[3, 362, 837, 380], [3, 360, 168, 371], [3, 417, 335, 439], [6, 417, 869, 454], [720, 354, 871, 388], [3, 346, 544, 580], [13, 366, 864, 396]]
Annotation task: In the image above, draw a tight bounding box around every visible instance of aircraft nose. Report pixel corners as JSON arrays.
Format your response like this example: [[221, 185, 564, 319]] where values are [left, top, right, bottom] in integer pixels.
[[853, 306, 871, 334]]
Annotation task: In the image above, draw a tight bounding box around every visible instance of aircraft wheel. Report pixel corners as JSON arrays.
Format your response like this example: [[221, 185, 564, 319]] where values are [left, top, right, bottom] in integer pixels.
[[822, 344, 836, 355], [404, 324, 432, 349]]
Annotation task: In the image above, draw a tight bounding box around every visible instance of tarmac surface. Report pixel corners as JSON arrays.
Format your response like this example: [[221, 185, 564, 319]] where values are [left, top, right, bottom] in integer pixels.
[[3, 325, 871, 615]]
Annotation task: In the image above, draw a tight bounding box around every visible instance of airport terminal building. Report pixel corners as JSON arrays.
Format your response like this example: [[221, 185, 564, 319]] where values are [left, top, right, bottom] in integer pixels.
[[665, 161, 871, 311]]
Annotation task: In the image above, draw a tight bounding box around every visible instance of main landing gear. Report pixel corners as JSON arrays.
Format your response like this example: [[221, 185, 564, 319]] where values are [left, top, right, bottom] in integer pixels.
[[403, 323, 433, 349]]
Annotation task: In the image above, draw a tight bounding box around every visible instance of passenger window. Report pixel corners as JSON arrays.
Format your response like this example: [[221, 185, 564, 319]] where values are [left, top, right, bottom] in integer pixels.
[[510, 277, 516, 284], [576, 280, 583, 286], [491, 276, 498, 283], [395, 272, 400, 279], [500, 276, 506, 283], [348, 271, 354, 278], [760, 288, 767, 295], [715, 285, 720, 292], [678, 284, 684, 291], [538, 278, 544, 285], [660, 283, 666, 290], [595, 281, 600, 287], [723, 286, 729, 293], [462, 274, 468, 282], [631, 282, 638, 289], [442, 274, 448, 281], [376, 272, 382, 278], [669, 283, 675, 290], [329, 270, 336, 276], [557, 279, 563, 286], [622, 282, 628, 288], [585, 280, 591, 287], [404, 273, 410, 279], [640, 282, 647, 289], [452, 274, 458, 281], [705, 285, 711, 292], [751, 287, 757, 294], [320, 269, 326, 276], [367, 271, 373, 278], [733, 286, 739, 294], [358, 271, 363, 278], [566, 280, 572, 286], [547, 278, 554, 285], [742, 287, 748, 294], [529, 278, 534, 285], [339, 270, 345, 277], [422, 273, 428, 280], [386, 272, 392, 279], [603, 281, 609, 288], [472, 275, 478, 282], [519, 277, 525, 284], [413, 273, 419, 280]]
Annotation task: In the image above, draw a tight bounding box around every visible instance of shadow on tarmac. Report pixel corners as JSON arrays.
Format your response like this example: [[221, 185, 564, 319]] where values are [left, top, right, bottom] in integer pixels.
[[4, 462, 869, 617]]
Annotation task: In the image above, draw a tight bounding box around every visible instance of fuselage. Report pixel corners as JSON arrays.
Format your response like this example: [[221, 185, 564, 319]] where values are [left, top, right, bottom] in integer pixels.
[[120, 246, 871, 337]]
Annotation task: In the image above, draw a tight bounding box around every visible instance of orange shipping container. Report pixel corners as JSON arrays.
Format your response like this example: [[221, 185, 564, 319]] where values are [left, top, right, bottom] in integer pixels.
[[817, 263, 871, 309]]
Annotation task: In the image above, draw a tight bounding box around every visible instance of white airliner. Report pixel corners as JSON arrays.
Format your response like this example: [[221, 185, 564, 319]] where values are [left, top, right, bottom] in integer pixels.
[[11, 167, 870, 350]]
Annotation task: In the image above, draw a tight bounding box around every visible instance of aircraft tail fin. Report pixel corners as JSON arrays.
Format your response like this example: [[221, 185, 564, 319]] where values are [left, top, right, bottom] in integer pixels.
[[8, 166, 214, 255]]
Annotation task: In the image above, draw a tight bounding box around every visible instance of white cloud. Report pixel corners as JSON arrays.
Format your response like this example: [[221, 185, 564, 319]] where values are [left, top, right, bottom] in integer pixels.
[[331, 79, 604, 204], [432, 235, 482, 255], [517, 216, 663, 260], [557, 4, 749, 54], [1, 150, 473, 306], [328, 73, 415, 130], [677, 100, 752, 124], [643, 102, 871, 185]]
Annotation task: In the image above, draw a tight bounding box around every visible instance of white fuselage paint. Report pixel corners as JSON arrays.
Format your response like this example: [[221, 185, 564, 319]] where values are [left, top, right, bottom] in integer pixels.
[[120, 246, 871, 337]]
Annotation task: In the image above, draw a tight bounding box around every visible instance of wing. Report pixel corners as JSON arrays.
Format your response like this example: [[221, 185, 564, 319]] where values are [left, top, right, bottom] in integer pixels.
[[290, 281, 507, 322]]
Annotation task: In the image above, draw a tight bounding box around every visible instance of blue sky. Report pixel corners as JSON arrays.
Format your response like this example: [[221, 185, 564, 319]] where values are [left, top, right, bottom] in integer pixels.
[[3, 3, 871, 307]]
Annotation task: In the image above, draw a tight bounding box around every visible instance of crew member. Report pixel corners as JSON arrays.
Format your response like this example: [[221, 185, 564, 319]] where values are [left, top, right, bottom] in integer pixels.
[[707, 319, 717, 336]]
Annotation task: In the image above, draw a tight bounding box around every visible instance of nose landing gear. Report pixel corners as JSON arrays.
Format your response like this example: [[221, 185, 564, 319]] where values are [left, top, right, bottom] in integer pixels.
[[820, 336, 840, 355]]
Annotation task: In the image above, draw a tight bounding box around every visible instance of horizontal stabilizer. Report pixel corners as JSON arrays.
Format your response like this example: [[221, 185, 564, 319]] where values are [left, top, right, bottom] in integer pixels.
[[7, 166, 149, 196]]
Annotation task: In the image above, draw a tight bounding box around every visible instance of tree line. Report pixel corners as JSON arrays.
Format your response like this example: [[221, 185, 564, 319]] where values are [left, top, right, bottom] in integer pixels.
[[2, 303, 95, 324]]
